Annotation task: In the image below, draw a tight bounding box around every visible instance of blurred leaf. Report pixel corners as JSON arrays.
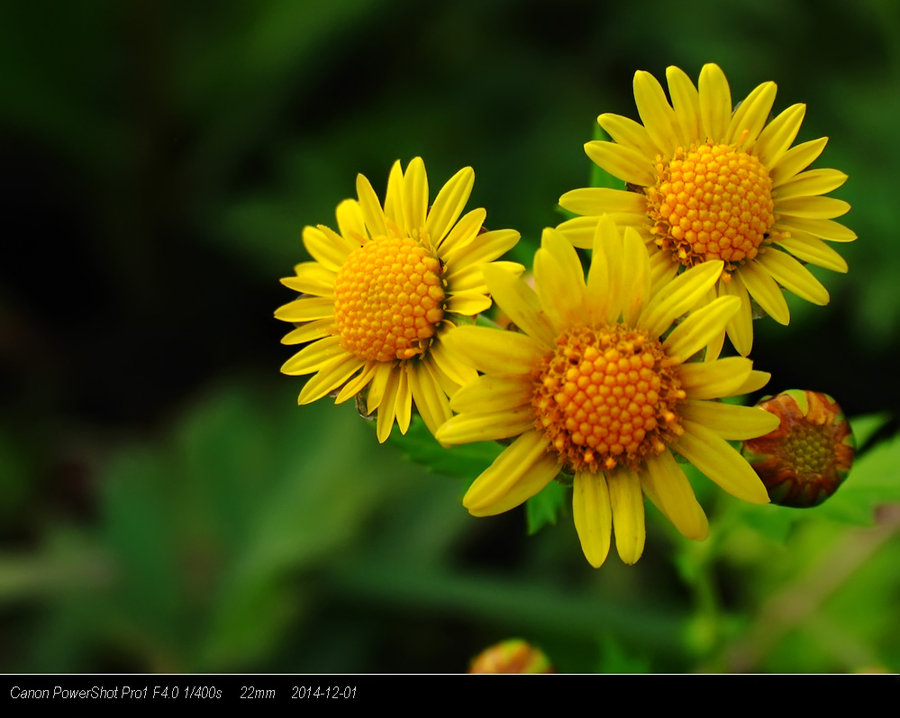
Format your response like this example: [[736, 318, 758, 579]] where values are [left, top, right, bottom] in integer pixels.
[[739, 503, 804, 543], [389, 416, 502, 482], [94, 384, 416, 671], [525, 480, 567, 535], [814, 431, 900, 526], [596, 636, 651, 673], [850, 412, 892, 450]]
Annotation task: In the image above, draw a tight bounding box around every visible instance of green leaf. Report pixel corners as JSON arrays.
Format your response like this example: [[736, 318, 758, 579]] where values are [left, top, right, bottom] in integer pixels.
[[815, 431, 900, 526], [525, 480, 567, 535], [388, 416, 502, 482], [850, 412, 892, 450], [595, 636, 651, 673]]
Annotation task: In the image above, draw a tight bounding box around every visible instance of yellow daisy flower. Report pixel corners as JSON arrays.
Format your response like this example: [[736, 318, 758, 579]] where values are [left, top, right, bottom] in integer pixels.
[[275, 157, 522, 443], [436, 217, 779, 568], [558, 63, 856, 356]]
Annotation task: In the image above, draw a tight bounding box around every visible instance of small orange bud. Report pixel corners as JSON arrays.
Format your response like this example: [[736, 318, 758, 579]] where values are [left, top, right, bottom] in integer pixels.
[[741, 390, 855, 508], [468, 639, 554, 674]]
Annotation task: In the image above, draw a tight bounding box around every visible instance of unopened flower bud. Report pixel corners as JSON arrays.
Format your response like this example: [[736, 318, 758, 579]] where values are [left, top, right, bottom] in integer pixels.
[[468, 639, 554, 674], [741, 390, 854, 508]]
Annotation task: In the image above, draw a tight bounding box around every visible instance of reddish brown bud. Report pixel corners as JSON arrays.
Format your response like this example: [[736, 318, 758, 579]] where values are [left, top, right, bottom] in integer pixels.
[[741, 390, 855, 508]]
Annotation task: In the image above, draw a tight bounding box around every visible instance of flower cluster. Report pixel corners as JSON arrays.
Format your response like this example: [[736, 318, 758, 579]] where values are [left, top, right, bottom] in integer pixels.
[[276, 64, 855, 568]]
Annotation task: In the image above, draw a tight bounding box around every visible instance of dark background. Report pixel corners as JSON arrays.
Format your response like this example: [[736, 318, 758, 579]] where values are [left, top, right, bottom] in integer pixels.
[[1, 0, 898, 673]]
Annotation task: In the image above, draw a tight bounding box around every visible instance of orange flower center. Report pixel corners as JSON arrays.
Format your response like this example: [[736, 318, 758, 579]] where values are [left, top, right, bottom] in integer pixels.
[[333, 236, 445, 362], [645, 141, 775, 272], [531, 324, 685, 473]]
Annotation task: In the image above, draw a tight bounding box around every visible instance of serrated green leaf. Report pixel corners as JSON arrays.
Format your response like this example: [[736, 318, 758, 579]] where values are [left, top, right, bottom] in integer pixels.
[[525, 480, 567, 535]]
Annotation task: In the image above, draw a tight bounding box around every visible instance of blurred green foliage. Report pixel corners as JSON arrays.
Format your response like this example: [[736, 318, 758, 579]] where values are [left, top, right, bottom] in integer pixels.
[[1, 0, 898, 673]]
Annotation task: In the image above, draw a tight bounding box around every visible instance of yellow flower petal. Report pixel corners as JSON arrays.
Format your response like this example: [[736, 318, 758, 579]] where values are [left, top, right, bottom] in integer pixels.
[[446, 261, 523, 293], [534, 229, 586, 330], [776, 234, 848, 273], [450, 374, 533, 413], [365, 361, 395, 414], [355, 172, 387, 238], [443, 228, 520, 268], [281, 335, 345, 375], [607, 469, 646, 565], [643, 450, 708, 540], [774, 168, 848, 199], [335, 198, 368, 242], [302, 226, 352, 272], [638, 260, 724, 338], [274, 296, 334, 322], [428, 336, 478, 389], [280, 262, 336, 297], [443, 325, 546, 377], [720, 273, 753, 357], [597, 112, 657, 157], [679, 357, 753, 400], [584, 140, 655, 187], [462, 430, 552, 514], [438, 208, 486, 255], [621, 227, 651, 326], [446, 291, 493, 316], [375, 367, 401, 443], [754, 102, 805, 167], [726, 81, 777, 148], [734, 369, 772, 395], [674, 420, 770, 504], [436, 406, 536, 444], [468, 453, 560, 518], [757, 249, 830, 305], [585, 215, 618, 323], [554, 215, 601, 249], [777, 196, 851, 220], [681, 400, 780, 440], [408, 360, 452, 439], [394, 364, 413, 434], [698, 63, 731, 141], [770, 136, 827, 186], [665, 65, 701, 148], [402, 156, 428, 234], [383, 160, 404, 230], [633, 69, 678, 156], [280, 319, 335, 345], [558, 187, 646, 216], [297, 353, 366, 405], [663, 295, 740, 361], [573, 472, 613, 568], [334, 361, 377, 404], [739, 259, 791, 325], [481, 264, 556, 345], [648, 247, 679, 290], [776, 216, 857, 243], [427, 166, 475, 246]]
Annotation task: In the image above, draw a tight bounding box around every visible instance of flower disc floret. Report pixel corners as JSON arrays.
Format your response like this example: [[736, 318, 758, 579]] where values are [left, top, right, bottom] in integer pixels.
[[334, 236, 445, 362], [532, 324, 685, 473], [646, 141, 775, 272]]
